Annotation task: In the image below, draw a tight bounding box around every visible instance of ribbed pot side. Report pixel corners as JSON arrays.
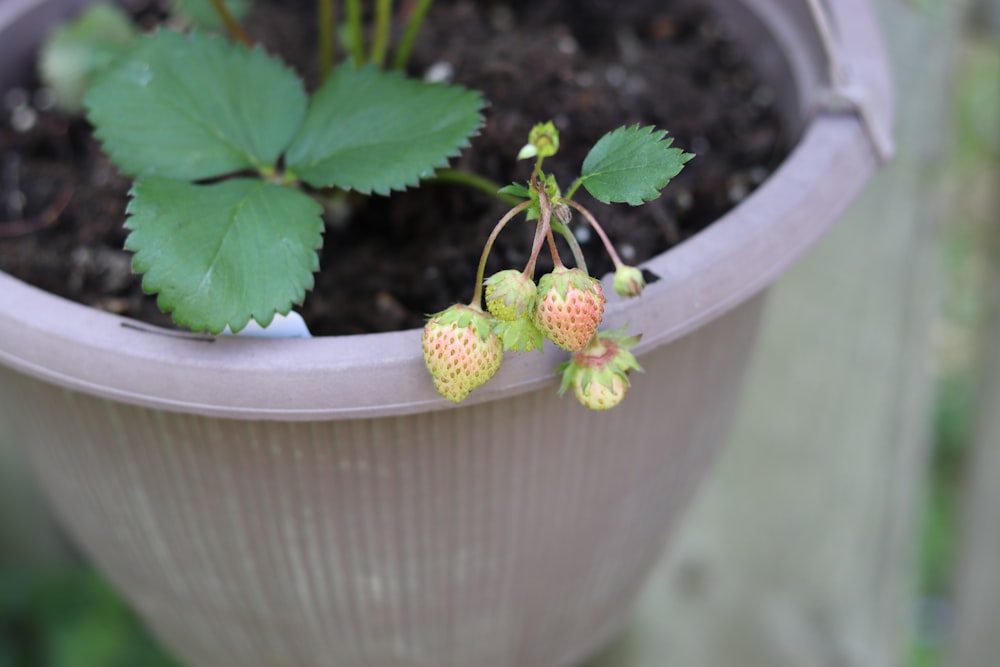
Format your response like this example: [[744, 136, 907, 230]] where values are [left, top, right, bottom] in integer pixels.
[[0, 0, 892, 665], [0, 296, 763, 667]]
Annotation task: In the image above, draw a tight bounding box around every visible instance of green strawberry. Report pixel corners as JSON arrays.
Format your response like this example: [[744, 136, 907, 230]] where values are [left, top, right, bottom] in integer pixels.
[[559, 329, 642, 410], [421, 304, 503, 403], [613, 265, 645, 298], [533, 267, 605, 351], [484, 269, 536, 321]]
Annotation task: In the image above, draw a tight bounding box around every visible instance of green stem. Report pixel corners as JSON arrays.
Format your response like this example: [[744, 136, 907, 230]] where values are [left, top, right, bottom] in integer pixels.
[[392, 0, 433, 69], [564, 199, 624, 267], [344, 0, 365, 64], [370, 0, 392, 67], [318, 0, 337, 80], [428, 169, 521, 205], [564, 176, 585, 201], [471, 201, 531, 309], [209, 0, 252, 47], [551, 220, 588, 275]]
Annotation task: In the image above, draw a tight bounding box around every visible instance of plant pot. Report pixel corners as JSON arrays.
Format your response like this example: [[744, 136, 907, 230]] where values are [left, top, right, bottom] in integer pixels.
[[0, 1, 892, 666]]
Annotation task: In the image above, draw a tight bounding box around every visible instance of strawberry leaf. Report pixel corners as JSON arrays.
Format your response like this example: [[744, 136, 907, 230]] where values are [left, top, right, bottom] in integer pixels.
[[285, 64, 484, 194], [578, 125, 693, 205], [85, 30, 307, 180], [126, 177, 324, 334]]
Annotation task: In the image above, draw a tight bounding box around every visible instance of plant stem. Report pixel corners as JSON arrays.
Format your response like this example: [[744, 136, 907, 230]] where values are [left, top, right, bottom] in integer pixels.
[[470, 201, 531, 309], [370, 0, 392, 67], [564, 176, 584, 201], [428, 169, 521, 205], [551, 220, 588, 275], [523, 215, 548, 279], [564, 199, 624, 267], [392, 0, 433, 70], [209, 0, 252, 47], [523, 181, 560, 277], [318, 0, 337, 80], [344, 0, 365, 64]]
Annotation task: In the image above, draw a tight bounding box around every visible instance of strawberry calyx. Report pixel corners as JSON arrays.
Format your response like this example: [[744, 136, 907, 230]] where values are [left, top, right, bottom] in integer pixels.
[[558, 329, 643, 410]]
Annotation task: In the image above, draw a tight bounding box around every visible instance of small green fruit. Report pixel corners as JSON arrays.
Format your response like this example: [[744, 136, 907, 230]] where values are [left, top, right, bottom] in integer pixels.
[[484, 270, 536, 321], [613, 265, 645, 298]]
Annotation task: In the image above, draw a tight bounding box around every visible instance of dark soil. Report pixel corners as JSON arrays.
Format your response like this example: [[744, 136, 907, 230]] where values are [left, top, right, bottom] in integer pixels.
[[0, 0, 789, 336]]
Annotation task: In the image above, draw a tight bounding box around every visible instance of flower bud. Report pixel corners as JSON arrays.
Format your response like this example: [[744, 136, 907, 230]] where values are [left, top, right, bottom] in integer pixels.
[[613, 265, 645, 298]]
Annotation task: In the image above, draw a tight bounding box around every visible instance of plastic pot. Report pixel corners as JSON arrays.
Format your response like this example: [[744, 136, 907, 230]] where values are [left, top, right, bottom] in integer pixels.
[[0, 1, 892, 666]]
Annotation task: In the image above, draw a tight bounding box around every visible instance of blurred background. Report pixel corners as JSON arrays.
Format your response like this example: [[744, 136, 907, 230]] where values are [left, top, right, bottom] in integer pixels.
[[2, 0, 999, 665]]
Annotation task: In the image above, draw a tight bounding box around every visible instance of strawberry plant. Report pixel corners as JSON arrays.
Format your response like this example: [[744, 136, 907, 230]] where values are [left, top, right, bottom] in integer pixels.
[[421, 122, 693, 410], [74, 0, 483, 334]]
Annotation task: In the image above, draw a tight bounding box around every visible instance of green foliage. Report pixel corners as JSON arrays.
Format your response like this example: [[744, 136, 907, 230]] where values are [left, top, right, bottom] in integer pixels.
[[285, 64, 484, 194], [579, 125, 693, 205], [85, 31, 308, 180], [126, 178, 324, 334], [83, 26, 483, 333], [39, 4, 138, 113], [0, 567, 183, 667]]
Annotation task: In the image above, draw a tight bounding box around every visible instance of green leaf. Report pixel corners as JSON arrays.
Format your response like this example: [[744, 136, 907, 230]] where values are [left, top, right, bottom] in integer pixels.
[[171, 0, 249, 29], [579, 125, 693, 205], [126, 177, 324, 334], [39, 4, 138, 113], [285, 64, 484, 194], [85, 30, 307, 180]]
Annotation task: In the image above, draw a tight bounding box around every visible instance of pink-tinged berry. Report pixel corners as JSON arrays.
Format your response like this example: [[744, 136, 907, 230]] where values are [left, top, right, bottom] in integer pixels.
[[484, 270, 536, 321], [559, 330, 642, 410], [422, 304, 503, 403], [613, 265, 645, 298], [533, 267, 605, 351]]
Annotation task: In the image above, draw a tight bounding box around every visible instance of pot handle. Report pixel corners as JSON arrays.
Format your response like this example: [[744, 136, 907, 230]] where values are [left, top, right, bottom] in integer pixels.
[[805, 0, 896, 164]]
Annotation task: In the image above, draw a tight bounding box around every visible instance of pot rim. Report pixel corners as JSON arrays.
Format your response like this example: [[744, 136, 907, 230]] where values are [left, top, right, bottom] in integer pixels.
[[0, 0, 893, 420]]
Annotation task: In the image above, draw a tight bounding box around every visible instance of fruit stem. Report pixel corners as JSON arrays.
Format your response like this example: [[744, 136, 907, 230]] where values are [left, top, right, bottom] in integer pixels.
[[471, 200, 531, 309], [551, 220, 588, 275], [210, 0, 252, 47], [563, 199, 624, 268], [523, 210, 548, 278], [318, 0, 337, 80]]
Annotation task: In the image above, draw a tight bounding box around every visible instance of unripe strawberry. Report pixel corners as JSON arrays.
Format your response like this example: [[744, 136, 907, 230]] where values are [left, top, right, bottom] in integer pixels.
[[533, 267, 605, 351], [613, 265, 645, 298], [484, 270, 536, 321], [422, 304, 503, 403], [558, 330, 643, 410]]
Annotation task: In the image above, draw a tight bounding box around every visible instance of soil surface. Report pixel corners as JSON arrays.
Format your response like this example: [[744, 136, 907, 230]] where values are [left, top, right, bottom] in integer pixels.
[[0, 0, 789, 336]]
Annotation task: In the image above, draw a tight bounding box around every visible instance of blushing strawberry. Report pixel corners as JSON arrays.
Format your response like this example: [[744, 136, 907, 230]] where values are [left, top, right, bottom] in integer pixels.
[[559, 330, 642, 410], [421, 304, 503, 403], [533, 267, 605, 351]]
